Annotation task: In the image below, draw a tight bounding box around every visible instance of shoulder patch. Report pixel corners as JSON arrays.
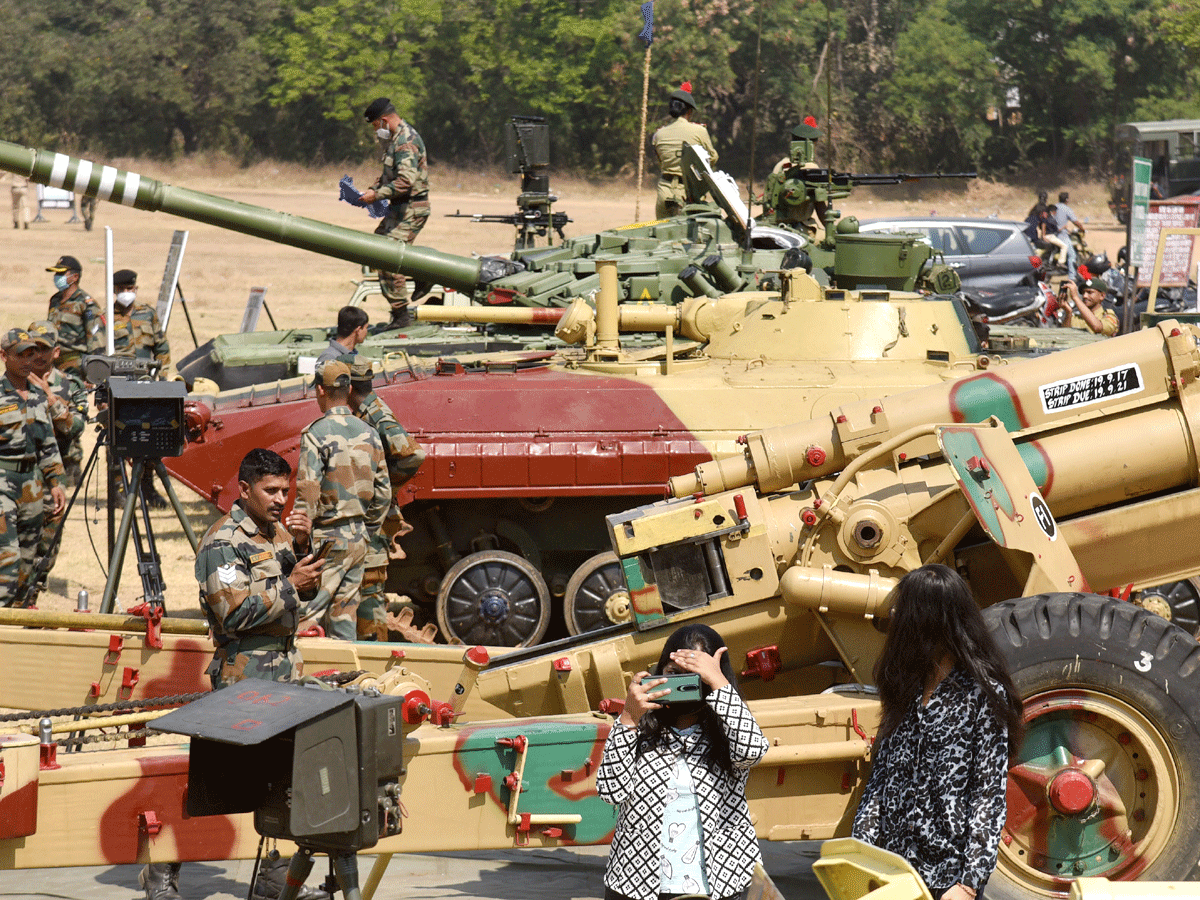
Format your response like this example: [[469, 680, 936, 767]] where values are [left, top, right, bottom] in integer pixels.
[[216, 563, 239, 585], [249, 550, 274, 564]]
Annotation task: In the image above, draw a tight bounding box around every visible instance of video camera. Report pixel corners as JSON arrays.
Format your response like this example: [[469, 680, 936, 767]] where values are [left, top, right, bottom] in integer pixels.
[[83, 354, 187, 458]]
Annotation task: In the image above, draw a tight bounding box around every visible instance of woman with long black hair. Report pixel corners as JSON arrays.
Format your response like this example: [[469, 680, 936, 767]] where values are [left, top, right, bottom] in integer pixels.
[[597, 623, 768, 900], [853, 564, 1024, 900]]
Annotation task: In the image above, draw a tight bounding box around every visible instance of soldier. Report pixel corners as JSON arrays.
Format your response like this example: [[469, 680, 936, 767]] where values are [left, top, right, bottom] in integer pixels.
[[358, 97, 431, 328], [6, 173, 30, 229], [315, 305, 369, 365], [110, 269, 171, 372], [45, 255, 106, 379], [26, 321, 88, 487], [25, 322, 87, 595], [295, 359, 389, 640], [651, 82, 718, 219], [139, 448, 328, 900], [347, 359, 425, 639], [761, 118, 828, 234], [1063, 277, 1119, 337], [0, 329, 66, 607]]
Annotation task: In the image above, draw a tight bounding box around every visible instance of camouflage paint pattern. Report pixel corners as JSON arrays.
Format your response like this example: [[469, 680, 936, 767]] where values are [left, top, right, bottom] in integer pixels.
[[38, 366, 87, 484], [111, 302, 170, 370], [195, 502, 303, 689], [294, 405, 388, 640], [46, 289, 105, 377]]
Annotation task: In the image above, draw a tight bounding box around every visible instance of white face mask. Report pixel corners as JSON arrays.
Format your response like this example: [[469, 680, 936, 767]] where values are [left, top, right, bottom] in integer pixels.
[[375, 127, 392, 141], [115, 291, 136, 308], [53, 274, 70, 291]]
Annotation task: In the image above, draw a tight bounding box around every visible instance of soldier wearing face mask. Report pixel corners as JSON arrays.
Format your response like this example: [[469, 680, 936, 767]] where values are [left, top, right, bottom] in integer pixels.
[[110, 269, 170, 372], [46, 255, 106, 379]]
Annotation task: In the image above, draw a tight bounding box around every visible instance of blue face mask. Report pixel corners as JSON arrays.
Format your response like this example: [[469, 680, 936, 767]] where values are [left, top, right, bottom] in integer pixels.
[[53, 273, 69, 291]]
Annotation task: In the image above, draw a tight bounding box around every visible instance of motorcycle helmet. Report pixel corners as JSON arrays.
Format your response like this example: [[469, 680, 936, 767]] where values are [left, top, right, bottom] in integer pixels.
[[1083, 251, 1110, 275]]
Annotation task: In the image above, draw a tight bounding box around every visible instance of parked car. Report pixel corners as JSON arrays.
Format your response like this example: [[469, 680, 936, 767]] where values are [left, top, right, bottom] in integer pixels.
[[857, 217, 1041, 290]]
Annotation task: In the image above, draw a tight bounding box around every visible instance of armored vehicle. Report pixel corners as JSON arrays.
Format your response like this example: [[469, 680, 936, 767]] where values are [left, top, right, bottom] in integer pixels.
[[5, 321, 1200, 900]]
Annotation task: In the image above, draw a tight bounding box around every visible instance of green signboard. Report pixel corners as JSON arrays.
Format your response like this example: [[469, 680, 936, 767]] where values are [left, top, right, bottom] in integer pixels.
[[1128, 156, 1152, 264]]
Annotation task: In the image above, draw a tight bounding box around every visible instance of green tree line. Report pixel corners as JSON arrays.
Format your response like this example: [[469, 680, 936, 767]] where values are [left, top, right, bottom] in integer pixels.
[[2, 0, 1197, 178]]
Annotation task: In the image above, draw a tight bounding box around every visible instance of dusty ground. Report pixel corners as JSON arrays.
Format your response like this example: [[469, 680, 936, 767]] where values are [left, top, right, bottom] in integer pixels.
[[0, 157, 1130, 616]]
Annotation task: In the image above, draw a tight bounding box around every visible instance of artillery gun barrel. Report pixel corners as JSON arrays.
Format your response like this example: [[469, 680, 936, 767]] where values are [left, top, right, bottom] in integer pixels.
[[0, 140, 484, 292], [670, 322, 1200, 501]]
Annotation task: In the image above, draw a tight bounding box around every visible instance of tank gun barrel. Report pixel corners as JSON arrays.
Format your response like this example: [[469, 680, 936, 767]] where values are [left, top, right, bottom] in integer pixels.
[[415, 306, 566, 325], [0, 140, 486, 292]]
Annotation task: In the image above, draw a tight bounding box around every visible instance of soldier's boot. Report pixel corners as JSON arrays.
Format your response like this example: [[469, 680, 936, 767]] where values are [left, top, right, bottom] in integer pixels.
[[252, 850, 331, 900], [139, 862, 182, 900], [141, 467, 169, 510], [387, 301, 411, 328]]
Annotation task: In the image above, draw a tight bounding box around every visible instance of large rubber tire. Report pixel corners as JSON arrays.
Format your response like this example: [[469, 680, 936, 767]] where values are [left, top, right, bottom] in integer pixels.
[[984, 593, 1200, 899], [563, 551, 631, 635], [435, 550, 551, 648]]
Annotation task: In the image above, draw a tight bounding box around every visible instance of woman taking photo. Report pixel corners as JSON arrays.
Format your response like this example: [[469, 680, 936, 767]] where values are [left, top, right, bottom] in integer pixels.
[[597, 623, 768, 900], [853, 564, 1024, 900]]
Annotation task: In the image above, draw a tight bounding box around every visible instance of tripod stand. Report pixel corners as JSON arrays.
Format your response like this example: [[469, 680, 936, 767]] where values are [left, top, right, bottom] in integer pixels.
[[273, 847, 362, 900], [25, 424, 198, 614]]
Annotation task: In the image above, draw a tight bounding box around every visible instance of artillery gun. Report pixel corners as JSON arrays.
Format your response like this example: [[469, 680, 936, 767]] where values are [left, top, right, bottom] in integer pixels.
[[0, 139, 967, 389], [6, 322, 1200, 900]]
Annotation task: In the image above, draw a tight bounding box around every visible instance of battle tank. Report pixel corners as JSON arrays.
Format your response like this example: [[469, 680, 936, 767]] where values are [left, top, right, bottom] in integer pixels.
[[5, 321, 1200, 900]]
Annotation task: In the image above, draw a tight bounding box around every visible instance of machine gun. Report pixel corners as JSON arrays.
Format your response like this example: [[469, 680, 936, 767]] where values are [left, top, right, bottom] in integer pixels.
[[760, 165, 976, 246], [445, 116, 572, 250]]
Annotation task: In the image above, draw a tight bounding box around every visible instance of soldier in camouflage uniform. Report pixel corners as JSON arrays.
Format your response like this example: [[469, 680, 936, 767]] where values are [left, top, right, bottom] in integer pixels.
[[26, 322, 88, 594], [195, 448, 323, 688], [347, 359, 425, 639], [295, 359, 389, 640], [45, 255, 106, 379], [359, 97, 431, 328], [110, 269, 172, 508], [0, 329, 66, 607], [110, 270, 171, 371], [140, 448, 328, 900]]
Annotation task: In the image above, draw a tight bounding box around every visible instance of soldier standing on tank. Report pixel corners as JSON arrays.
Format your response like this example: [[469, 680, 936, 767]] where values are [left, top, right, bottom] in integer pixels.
[[357, 98, 431, 329], [346, 359, 425, 640], [0, 329, 66, 607], [761, 118, 828, 235], [138, 448, 328, 900], [651, 82, 718, 220], [295, 359, 389, 640], [316, 305, 369, 366], [45, 255, 106, 379]]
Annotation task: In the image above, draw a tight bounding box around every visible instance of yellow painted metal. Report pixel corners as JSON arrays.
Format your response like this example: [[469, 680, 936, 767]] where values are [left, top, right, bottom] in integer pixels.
[[0, 608, 208, 635], [813, 838, 933, 900], [1070, 879, 1200, 900]]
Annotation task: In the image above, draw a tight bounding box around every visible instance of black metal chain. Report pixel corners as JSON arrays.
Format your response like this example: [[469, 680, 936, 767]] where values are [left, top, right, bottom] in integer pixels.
[[0, 691, 208, 723]]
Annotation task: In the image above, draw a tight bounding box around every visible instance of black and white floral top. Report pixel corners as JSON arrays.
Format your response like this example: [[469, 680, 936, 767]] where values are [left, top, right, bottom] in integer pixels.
[[852, 667, 1010, 893]]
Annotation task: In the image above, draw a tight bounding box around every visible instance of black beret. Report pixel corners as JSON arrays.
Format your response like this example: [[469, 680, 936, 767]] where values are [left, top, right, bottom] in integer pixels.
[[668, 88, 697, 110], [364, 98, 396, 122], [112, 269, 137, 287], [792, 122, 822, 141]]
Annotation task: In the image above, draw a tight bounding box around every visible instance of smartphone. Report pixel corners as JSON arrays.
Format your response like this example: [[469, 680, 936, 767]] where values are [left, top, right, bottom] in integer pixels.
[[311, 539, 335, 562], [639, 672, 702, 704]]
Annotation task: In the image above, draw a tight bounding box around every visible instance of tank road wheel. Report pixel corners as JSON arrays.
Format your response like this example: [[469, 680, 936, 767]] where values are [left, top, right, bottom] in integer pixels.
[[983, 593, 1200, 900], [436, 550, 551, 647], [1134, 577, 1200, 637], [564, 552, 631, 636]]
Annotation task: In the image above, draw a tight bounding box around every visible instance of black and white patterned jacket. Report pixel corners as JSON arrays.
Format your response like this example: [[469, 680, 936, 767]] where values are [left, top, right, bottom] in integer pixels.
[[597, 683, 769, 900]]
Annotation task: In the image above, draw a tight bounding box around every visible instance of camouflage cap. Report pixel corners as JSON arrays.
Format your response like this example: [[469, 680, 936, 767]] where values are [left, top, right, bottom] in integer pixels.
[[46, 255, 82, 274], [2, 328, 37, 353], [349, 358, 374, 385], [313, 359, 351, 390], [27, 320, 57, 346]]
